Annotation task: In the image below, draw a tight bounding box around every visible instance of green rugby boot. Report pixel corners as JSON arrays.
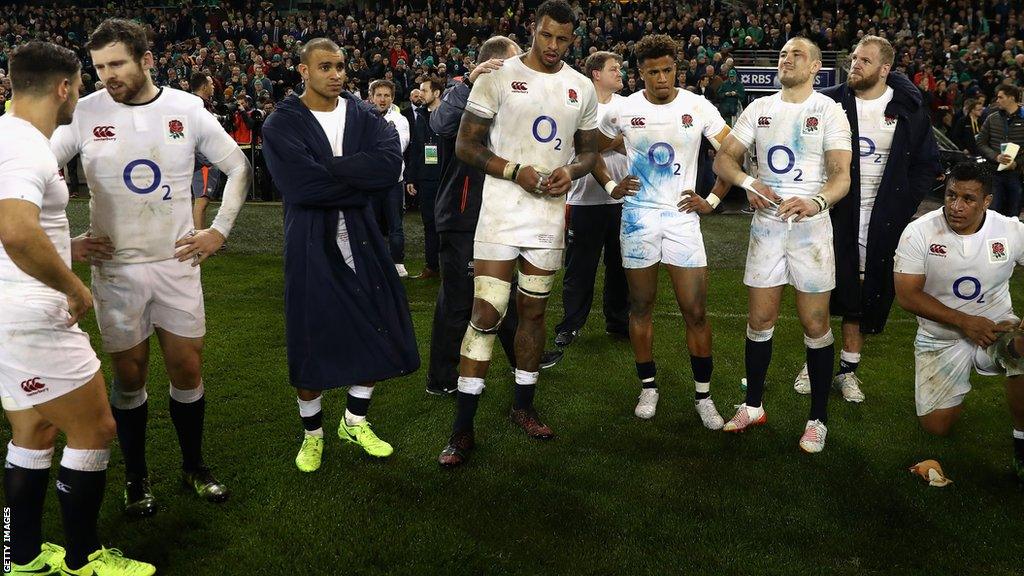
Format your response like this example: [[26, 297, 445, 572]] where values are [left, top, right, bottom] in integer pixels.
[[60, 547, 155, 576], [295, 433, 324, 472], [338, 419, 393, 458], [10, 542, 64, 575]]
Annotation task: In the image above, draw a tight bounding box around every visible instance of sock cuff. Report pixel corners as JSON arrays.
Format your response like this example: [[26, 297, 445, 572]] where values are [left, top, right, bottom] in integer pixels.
[[514, 369, 539, 386], [348, 385, 374, 399], [635, 361, 656, 381], [169, 382, 204, 404], [1014, 429, 1024, 440], [6, 441, 54, 470], [840, 350, 862, 363], [746, 325, 774, 342], [457, 376, 485, 395], [344, 409, 367, 424], [60, 447, 110, 472], [110, 381, 148, 410], [804, 329, 835, 350], [297, 396, 323, 418]]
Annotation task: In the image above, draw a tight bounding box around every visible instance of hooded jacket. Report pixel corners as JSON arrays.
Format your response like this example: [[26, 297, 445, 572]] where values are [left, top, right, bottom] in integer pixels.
[[821, 72, 942, 334], [262, 93, 420, 389]]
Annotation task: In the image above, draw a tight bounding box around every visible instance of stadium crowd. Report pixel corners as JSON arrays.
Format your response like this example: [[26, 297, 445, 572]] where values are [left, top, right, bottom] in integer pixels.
[[1, 0, 1023, 139]]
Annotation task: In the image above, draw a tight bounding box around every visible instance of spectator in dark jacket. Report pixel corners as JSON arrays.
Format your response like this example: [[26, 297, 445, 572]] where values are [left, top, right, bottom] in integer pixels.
[[976, 83, 1024, 217], [406, 76, 445, 279], [950, 98, 984, 155]]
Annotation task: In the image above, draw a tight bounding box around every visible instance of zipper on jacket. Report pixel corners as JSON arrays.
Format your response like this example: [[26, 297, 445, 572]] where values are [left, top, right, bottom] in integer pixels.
[[459, 176, 469, 213]]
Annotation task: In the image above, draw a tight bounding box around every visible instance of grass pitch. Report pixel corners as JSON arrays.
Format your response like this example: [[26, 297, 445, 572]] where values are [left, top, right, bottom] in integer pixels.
[[2, 199, 1022, 575]]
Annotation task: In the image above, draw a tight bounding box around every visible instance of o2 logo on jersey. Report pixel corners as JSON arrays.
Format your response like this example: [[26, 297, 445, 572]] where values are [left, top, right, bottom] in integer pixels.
[[532, 116, 562, 151], [647, 142, 682, 176], [511, 81, 528, 93], [858, 137, 883, 164], [680, 114, 694, 129], [123, 159, 171, 201], [802, 116, 820, 135], [952, 276, 985, 303], [766, 145, 803, 182]]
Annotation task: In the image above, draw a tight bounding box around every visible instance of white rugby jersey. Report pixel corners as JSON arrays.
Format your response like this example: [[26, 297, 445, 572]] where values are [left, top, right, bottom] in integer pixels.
[[0, 115, 71, 290], [466, 55, 598, 248], [730, 91, 851, 221], [599, 88, 726, 213], [855, 88, 896, 250], [568, 94, 627, 206], [51, 87, 238, 264], [894, 208, 1024, 340]]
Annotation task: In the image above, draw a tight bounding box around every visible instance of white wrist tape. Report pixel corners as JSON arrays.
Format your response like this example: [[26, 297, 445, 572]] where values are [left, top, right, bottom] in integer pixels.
[[707, 193, 722, 209], [740, 175, 757, 192], [604, 180, 618, 195]]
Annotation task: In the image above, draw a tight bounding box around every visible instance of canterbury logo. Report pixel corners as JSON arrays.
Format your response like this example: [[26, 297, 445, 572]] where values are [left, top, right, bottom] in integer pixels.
[[929, 244, 947, 256], [510, 81, 528, 92], [757, 116, 772, 127], [631, 117, 646, 127], [92, 126, 116, 139], [20, 376, 46, 394], [56, 480, 71, 494]]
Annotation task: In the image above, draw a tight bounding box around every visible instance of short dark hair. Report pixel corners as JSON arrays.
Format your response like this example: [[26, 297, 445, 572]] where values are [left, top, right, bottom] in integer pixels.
[[189, 72, 211, 92], [10, 41, 81, 97], [477, 35, 518, 63], [948, 161, 993, 196], [420, 76, 444, 94], [635, 34, 678, 67], [585, 51, 623, 81], [535, 0, 574, 26], [369, 79, 395, 96], [300, 38, 342, 64], [787, 36, 822, 62], [996, 83, 1021, 102], [87, 18, 150, 61]]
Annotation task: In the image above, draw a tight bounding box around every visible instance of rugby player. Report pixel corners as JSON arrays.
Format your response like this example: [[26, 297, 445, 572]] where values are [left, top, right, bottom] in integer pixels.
[[51, 19, 252, 516], [438, 0, 599, 467], [894, 162, 1024, 482], [593, 34, 731, 427], [1, 40, 155, 576], [714, 37, 852, 453]]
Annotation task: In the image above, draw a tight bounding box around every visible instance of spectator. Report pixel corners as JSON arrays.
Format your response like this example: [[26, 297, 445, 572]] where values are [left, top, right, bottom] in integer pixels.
[[951, 98, 985, 155], [717, 68, 744, 126], [977, 83, 1024, 217]]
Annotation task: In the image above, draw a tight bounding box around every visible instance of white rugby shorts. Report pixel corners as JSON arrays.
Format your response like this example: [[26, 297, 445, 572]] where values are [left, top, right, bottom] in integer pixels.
[[473, 241, 563, 272], [620, 207, 706, 269], [91, 258, 206, 353], [743, 209, 835, 293], [0, 288, 100, 411]]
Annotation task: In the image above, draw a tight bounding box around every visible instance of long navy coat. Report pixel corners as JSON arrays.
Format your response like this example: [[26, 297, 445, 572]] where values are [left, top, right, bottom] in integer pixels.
[[821, 73, 942, 334], [262, 93, 420, 390]]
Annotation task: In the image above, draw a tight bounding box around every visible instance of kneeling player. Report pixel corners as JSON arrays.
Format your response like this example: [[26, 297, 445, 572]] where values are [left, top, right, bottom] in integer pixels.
[[2, 40, 154, 576], [894, 162, 1024, 481], [594, 34, 731, 427]]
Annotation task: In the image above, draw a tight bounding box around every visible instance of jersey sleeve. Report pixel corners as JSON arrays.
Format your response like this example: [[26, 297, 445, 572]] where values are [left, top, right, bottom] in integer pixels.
[[578, 83, 599, 131], [823, 101, 853, 152], [729, 100, 757, 149], [465, 71, 501, 120], [598, 98, 622, 139], [0, 144, 48, 207], [700, 96, 728, 141], [1014, 219, 1024, 266], [50, 121, 81, 167], [194, 104, 239, 165], [893, 222, 927, 275]]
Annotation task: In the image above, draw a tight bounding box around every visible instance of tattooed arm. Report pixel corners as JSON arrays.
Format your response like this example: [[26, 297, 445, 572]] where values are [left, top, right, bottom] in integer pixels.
[[455, 110, 543, 193], [817, 149, 852, 207]]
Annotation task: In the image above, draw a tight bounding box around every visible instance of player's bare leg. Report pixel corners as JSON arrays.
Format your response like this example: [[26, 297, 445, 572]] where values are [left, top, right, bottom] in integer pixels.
[[156, 328, 228, 503], [440, 258, 516, 467], [625, 265, 660, 418], [795, 290, 835, 452], [509, 256, 556, 439], [107, 340, 158, 517], [724, 286, 782, 432], [667, 265, 723, 429], [918, 406, 963, 436]]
